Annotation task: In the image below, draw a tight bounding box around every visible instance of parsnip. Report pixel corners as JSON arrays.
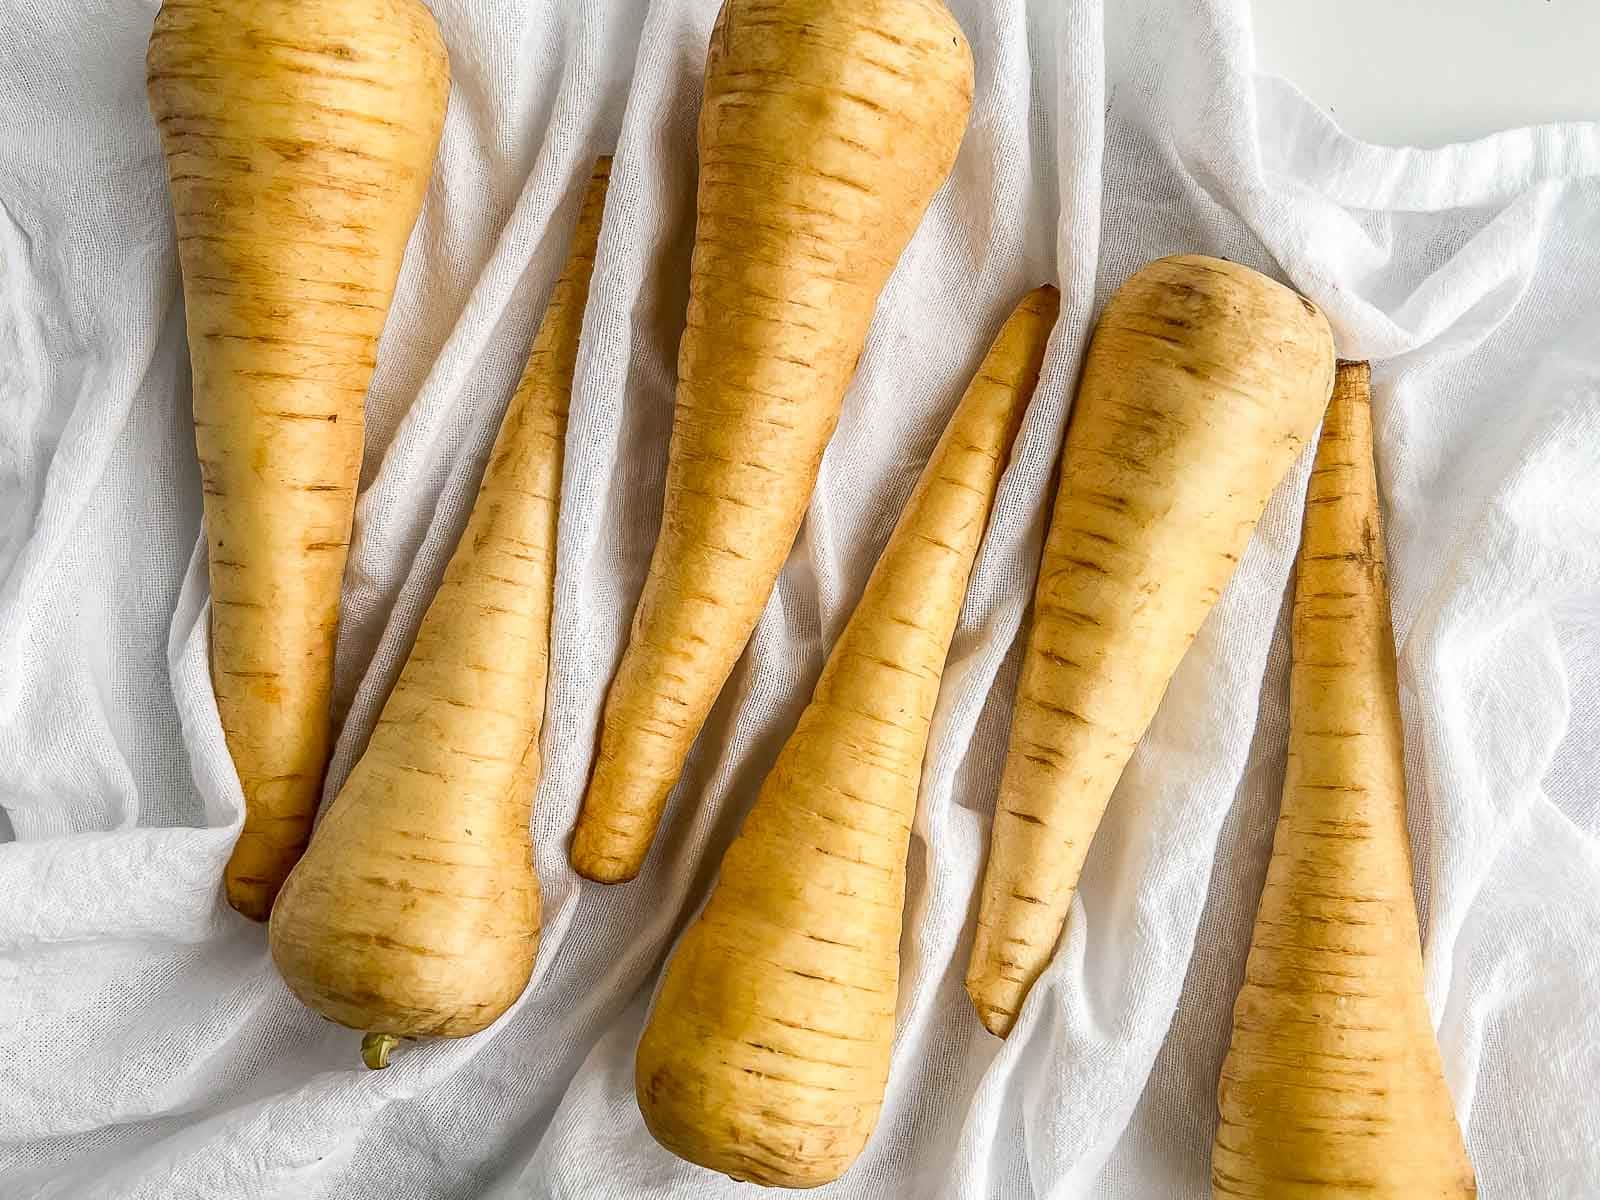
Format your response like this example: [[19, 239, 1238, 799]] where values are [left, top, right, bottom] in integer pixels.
[[571, 0, 975, 884], [1212, 361, 1475, 1198], [967, 256, 1336, 1036], [636, 287, 1058, 1187], [267, 160, 610, 1067], [147, 0, 451, 920]]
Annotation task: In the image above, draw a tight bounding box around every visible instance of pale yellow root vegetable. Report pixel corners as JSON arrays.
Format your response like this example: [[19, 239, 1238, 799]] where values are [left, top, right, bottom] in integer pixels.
[[966, 255, 1337, 1036], [635, 287, 1059, 1187], [1211, 361, 1475, 1198], [570, 0, 975, 884], [266, 160, 611, 1068], [146, 0, 451, 920]]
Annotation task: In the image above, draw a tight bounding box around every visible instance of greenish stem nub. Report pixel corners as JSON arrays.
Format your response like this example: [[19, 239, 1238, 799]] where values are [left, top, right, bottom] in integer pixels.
[[362, 1032, 400, 1070]]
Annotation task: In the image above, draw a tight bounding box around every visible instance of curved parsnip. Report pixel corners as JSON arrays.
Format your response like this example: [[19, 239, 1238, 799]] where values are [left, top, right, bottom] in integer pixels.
[[1212, 361, 1476, 1198], [267, 161, 610, 1066], [570, 0, 975, 884], [147, 0, 451, 920], [636, 287, 1058, 1187], [967, 256, 1336, 1036]]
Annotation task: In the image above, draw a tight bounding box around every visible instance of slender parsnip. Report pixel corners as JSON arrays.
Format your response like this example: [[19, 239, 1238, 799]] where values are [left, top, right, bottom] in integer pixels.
[[636, 287, 1058, 1188], [147, 0, 451, 920], [967, 256, 1336, 1036], [267, 160, 611, 1068], [1212, 361, 1475, 1198], [570, 0, 975, 884]]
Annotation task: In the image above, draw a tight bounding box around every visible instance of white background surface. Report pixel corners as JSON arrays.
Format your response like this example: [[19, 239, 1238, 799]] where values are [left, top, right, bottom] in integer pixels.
[[3, 1, 1598, 1197], [1256, 0, 1600, 147]]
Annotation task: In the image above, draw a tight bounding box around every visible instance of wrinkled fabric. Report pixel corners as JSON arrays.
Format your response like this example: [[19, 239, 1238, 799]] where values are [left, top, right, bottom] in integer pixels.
[[2, 1, 1597, 1197]]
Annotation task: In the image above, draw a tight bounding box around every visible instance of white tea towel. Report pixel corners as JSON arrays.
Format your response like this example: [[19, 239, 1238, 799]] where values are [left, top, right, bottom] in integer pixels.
[[2, 0, 1597, 1197]]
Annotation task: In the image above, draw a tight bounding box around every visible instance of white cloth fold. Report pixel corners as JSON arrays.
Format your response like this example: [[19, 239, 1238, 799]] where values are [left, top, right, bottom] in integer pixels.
[[2, 0, 1597, 1196]]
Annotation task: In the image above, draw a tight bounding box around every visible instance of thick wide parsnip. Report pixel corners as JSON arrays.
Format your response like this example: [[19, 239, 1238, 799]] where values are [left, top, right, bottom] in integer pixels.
[[268, 161, 610, 1067], [636, 287, 1058, 1187]]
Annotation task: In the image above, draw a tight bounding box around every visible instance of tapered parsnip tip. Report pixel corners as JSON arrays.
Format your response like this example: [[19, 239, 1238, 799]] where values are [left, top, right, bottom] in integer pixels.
[[226, 880, 273, 924], [569, 753, 659, 883], [570, 847, 641, 886], [229, 897, 270, 923], [970, 994, 1016, 1039], [584, 157, 613, 217], [1005, 284, 1061, 335], [965, 947, 1027, 1038], [1019, 285, 1061, 337], [570, 811, 645, 882]]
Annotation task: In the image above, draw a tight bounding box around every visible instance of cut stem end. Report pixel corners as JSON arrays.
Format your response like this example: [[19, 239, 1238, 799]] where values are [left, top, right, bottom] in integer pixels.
[[361, 1032, 400, 1071]]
